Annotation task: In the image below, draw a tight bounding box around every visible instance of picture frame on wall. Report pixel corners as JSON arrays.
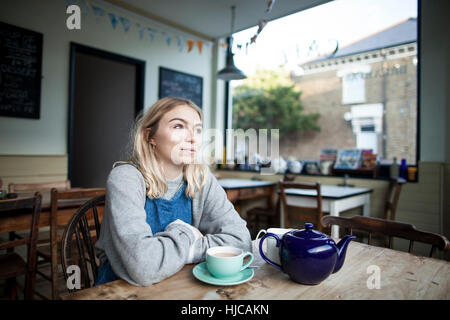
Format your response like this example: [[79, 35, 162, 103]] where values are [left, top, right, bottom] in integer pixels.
[[158, 67, 203, 108], [0, 21, 43, 119]]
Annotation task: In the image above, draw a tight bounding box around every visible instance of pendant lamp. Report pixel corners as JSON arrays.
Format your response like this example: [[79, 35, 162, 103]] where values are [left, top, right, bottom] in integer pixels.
[[217, 6, 247, 81]]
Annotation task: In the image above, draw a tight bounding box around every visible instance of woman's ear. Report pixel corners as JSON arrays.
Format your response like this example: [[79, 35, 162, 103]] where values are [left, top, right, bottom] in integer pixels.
[[144, 128, 151, 142]]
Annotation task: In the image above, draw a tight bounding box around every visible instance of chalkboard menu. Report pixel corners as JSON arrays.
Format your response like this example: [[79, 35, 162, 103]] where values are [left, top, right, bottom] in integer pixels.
[[159, 67, 203, 108], [0, 21, 43, 119]]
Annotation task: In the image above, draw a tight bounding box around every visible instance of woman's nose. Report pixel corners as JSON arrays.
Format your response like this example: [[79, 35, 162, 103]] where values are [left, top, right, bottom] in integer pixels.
[[185, 128, 195, 142]]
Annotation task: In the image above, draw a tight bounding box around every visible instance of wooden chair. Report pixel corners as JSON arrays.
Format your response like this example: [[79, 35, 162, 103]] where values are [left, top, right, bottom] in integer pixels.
[[0, 193, 42, 299], [279, 180, 325, 232], [321, 215, 450, 257], [384, 177, 406, 220], [35, 188, 105, 300], [246, 174, 295, 237], [8, 180, 71, 193], [61, 195, 105, 293]]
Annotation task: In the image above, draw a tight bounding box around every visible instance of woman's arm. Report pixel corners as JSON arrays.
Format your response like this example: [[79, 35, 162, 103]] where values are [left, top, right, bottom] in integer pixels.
[[104, 165, 196, 286], [190, 171, 253, 263]]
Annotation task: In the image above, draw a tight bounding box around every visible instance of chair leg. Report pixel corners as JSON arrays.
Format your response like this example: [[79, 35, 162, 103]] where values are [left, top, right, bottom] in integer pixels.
[[51, 243, 59, 300], [5, 278, 17, 300], [24, 269, 37, 300]]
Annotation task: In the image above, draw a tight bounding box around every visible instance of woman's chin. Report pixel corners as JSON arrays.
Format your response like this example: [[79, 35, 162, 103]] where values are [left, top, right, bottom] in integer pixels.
[[176, 155, 198, 165]]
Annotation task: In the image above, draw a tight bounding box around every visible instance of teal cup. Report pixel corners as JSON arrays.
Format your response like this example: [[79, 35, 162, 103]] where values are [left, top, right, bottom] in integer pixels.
[[206, 246, 254, 279]]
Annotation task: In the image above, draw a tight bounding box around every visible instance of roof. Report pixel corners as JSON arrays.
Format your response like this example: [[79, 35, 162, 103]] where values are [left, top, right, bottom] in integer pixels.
[[303, 18, 417, 65]]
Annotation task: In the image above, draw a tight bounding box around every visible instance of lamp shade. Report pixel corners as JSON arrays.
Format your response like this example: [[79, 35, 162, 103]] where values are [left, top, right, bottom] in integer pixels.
[[217, 37, 246, 81]]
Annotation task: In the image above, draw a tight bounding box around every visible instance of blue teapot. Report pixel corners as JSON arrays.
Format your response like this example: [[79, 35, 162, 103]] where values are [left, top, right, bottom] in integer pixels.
[[259, 223, 356, 285]]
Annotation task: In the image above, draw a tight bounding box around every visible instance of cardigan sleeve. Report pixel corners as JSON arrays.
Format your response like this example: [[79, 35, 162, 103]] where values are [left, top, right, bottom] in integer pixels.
[[190, 171, 253, 263]]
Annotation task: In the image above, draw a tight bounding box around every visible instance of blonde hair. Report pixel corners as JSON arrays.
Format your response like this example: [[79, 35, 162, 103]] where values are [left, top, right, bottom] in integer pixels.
[[116, 97, 209, 199]]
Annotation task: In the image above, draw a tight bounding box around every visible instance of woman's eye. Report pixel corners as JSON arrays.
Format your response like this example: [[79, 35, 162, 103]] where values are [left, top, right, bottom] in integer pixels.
[[174, 124, 183, 129]]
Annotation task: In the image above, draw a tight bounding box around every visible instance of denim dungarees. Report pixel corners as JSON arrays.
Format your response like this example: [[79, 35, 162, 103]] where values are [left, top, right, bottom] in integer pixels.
[[94, 182, 192, 286]]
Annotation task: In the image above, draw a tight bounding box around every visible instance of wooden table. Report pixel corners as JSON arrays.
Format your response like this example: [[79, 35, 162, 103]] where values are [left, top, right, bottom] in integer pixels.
[[281, 185, 373, 239], [218, 179, 276, 214], [0, 190, 99, 233], [62, 240, 450, 300]]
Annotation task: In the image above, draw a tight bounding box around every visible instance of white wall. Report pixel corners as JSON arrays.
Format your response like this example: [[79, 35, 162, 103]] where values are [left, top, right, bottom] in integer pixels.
[[0, 0, 214, 155]]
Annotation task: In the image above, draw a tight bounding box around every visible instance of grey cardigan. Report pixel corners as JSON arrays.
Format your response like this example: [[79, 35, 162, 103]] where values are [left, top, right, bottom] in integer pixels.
[[95, 164, 252, 286]]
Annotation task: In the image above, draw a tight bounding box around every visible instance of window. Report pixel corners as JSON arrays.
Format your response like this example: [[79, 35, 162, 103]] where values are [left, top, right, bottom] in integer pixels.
[[228, 0, 418, 175]]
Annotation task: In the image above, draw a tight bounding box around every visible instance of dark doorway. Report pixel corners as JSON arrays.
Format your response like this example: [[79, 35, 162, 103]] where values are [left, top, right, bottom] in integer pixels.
[[68, 43, 145, 188]]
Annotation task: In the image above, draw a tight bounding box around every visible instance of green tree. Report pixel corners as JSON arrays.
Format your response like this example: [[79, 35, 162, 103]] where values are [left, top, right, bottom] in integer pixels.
[[232, 69, 320, 137]]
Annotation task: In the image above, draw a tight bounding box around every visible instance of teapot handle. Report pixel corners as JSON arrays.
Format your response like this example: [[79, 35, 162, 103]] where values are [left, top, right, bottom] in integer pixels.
[[259, 233, 282, 271]]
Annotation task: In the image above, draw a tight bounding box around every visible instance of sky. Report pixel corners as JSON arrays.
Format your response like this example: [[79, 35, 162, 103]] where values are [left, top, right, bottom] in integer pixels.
[[231, 0, 418, 77]]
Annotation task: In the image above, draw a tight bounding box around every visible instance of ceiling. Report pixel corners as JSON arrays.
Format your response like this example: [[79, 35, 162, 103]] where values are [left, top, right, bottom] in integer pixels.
[[104, 0, 331, 40]]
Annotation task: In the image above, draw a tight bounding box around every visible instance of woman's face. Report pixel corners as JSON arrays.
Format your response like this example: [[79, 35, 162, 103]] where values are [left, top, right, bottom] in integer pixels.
[[150, 105, 203, 166]]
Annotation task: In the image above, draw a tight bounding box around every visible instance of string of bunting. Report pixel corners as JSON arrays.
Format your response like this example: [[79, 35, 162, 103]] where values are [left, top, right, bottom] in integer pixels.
[[66, 0, 213, 54], [224, 0, 274, 54]]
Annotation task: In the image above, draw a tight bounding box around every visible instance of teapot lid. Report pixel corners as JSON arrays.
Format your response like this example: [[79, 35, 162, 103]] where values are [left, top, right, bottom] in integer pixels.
[[291, 223, 328, 240]]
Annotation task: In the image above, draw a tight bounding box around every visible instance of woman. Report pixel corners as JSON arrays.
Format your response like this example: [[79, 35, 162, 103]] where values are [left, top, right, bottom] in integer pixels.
[[94, 97, 252, 286]]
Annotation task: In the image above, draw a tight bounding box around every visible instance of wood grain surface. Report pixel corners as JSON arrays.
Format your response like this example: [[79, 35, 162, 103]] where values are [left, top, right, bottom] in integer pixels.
[[62, 240, 450, 300]]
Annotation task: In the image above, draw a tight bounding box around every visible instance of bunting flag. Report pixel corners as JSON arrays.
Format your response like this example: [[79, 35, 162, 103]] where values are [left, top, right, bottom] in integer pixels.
[[65, 0, 77, 7], [177, 35, 184, 52], [257, 20, 267, 34], [196, 40, 203, 54], [136, 23, 146, 39], [119, 16, 131, 32], [148, 27, 157, 41], [92, 5, 105, 17], [187, 39, 195, 52], [266, 0, 276, 13], [80, 0, 89, 18], [108, 13, 118, 29], [162, 32, 171, 46]]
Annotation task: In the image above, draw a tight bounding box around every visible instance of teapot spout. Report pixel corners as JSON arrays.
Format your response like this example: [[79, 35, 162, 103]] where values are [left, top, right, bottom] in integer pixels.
[[332, 235, 356, 273]]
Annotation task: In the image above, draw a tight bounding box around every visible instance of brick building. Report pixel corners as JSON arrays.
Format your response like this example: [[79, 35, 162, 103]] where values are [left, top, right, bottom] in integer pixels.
[[287, 18, 417, 164]]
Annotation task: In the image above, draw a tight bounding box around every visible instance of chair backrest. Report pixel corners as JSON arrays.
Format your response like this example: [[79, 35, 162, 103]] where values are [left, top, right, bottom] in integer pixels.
[[321, 215, 450, 257], [61, 194, 105, 293], [279, 180, 323, 231], [49, 188, 106, 250], [0, 193, 42, 299], [384, 177, 406, 220], [8, 180, 71, 193]]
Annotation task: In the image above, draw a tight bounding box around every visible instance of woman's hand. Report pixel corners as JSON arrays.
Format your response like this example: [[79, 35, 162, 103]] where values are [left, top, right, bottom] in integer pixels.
[[166, 219, 203, 264], [169, 219, 203, 239]]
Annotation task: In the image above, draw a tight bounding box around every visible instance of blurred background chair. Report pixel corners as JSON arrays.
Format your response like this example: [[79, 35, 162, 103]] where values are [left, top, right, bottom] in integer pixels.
[[279, 180, 325, 232], [246, 174, 295, 238], [0, 193, 42, 299], [321, 215, 450, 258], [384, 177, 406, 221], [61, 194, 105, 294]]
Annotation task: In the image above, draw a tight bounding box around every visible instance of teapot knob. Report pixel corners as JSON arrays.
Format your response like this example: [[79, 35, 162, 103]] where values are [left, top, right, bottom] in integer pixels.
[[304, 223, 314, 230]]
